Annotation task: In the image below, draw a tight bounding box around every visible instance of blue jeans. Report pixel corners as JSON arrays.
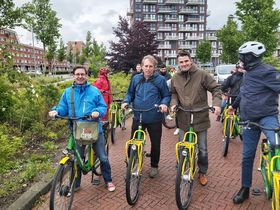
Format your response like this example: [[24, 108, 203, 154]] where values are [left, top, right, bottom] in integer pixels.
[[75, 133, 112, 188], [242, 115, 280, 187], [179, 129, 208, 174]]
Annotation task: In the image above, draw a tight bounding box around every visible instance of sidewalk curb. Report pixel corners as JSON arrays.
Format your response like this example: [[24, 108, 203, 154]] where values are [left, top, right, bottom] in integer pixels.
[[7, 178, 52, 210]]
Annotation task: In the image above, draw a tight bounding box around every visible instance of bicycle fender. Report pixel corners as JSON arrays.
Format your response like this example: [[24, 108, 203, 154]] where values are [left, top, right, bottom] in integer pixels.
[[59, 156, 70, 165]]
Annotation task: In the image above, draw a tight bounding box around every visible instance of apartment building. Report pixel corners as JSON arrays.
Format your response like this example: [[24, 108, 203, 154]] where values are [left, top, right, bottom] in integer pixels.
[[0, 29, 70, 72], [127, 0, 280, 66], [127, 0, 209, 65]]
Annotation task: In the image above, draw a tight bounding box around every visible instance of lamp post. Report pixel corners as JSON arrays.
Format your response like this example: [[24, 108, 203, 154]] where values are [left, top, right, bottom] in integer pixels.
[[32, 28, 36, 71]]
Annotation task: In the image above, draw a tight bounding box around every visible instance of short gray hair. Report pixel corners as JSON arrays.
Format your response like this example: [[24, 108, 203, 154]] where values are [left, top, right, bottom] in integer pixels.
[[141, 55, 158, 67]]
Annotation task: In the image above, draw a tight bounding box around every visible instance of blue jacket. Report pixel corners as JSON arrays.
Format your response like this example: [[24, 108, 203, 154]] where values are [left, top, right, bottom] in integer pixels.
[[53, 82, 107, 133], [124, 72, 171, 123], [232, 62, 280, 121]]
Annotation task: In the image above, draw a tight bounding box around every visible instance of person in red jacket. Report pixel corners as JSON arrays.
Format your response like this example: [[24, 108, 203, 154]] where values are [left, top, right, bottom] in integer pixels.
[[93, 67, 112, 121]]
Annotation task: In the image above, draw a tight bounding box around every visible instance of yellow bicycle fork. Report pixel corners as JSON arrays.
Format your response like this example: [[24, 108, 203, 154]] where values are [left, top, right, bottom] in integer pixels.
[[175, 131, 198, 181], [125, 130, 146, 174]]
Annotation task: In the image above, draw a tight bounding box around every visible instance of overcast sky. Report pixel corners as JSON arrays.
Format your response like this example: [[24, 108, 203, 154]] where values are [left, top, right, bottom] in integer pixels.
[[14, 0, 280, 49]]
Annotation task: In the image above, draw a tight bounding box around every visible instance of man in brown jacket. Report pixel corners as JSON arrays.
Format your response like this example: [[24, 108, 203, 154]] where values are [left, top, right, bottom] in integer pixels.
[[170, 50, 222, 186]]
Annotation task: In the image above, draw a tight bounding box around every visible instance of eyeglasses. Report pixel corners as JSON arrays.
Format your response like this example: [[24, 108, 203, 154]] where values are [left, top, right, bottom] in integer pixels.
[[74, 73, 86, 77]]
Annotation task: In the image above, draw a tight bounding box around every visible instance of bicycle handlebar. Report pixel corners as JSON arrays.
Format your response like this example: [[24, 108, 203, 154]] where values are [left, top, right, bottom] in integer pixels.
[[176, 106, 215, 113], [54, 115, 93, 121], [238, 121, 280, 132], [125, 104, 160, 112]]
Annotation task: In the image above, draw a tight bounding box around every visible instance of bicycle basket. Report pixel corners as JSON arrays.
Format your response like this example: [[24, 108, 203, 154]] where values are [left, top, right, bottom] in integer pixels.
[[74, 121, 99, 144]]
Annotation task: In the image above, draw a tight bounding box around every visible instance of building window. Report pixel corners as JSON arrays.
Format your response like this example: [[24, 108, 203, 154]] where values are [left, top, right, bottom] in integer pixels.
[[200, 5, 204, 13], [150, 5, 156, 12], [143, 5, 149, 12], [158, 14, 163, 21], [158, 0, 163, 3], [179, 15, 184, 22]]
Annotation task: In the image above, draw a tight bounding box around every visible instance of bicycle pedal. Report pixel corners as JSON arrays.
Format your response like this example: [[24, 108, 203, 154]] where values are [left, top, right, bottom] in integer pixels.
[[145, 152, 151, 157], [121, 127, 126, 130], [252, 188, 261, 196]]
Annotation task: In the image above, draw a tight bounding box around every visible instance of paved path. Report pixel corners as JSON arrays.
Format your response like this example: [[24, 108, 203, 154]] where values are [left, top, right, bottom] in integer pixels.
[[34, 113, 271, 210]]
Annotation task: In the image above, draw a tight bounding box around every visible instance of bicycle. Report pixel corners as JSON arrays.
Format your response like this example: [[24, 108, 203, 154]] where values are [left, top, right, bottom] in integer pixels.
[[238, 121, 280, 210], [221, 94, 242, 157], [109, 92, 127, 144], [49, 115, 104, 210], [124, 105, 160, 206], [175, 106, 214, 210]]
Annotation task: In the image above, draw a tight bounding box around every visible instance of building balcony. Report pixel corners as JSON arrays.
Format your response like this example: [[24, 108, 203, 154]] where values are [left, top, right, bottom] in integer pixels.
[[143, 0, 157, 3], [186, 27, 197, 31], [158, 44, 172, 49], [186, 18, 203, 23], [186, 36, 203, 40], [179, 8, 198, 14], [158, 8, 172, 13], [165, 18, 179, 23], [165, 53, 177, 58], [165, 0, 181, 4], [143, 18, 157, 22], [165, 35, 179, 40], [158, 26, 172, 31], [186, 0, 205, 5], [206, 35, 217, 40], [178, 44, 192, 49]]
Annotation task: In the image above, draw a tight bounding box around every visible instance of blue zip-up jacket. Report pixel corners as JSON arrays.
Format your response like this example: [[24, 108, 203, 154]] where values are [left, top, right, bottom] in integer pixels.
[[124, 72, 171, 123], [232, 62, 280, 121], [53, 82, 107, 133]]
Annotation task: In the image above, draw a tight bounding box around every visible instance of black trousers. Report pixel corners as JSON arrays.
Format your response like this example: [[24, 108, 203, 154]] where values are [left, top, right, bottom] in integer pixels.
[[131, 119, 162, 168]]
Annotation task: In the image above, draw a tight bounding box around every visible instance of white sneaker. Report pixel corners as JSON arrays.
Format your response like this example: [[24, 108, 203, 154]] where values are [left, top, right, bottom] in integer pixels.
[[174, 128, 180, 135], [166, 115, 173, 121]]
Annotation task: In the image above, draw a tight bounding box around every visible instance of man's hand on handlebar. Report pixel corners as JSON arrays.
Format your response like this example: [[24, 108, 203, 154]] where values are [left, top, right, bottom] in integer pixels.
[[159, 104, 168, 113], [121, 103, 128, 110], [49, 110, 58, 118]]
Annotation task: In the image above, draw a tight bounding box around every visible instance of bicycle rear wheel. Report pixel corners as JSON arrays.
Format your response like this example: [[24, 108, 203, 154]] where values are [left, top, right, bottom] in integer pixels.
[[175, 152, 194, 210], [223, 118, 231, 157], [111, 113, 116, 144], [50, 160, 76, 210], [125, 149, 141, 205], [162, 112, 176, 129]]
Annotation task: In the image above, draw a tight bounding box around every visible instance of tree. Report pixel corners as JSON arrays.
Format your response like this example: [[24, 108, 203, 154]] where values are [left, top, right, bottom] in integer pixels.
[[57, 38, 66, 62], [88, 38, 107, 77], [216, 15, 244, 64], [235, 0, 280, 56], [22, 0, 61, 51], [196, 40, 212, 64], [108, 16, 158, 72], [67, 45, 74, 64], [0, 0, 22, 29], [45, 42, 56, 72], [81, 31, 92, 64]]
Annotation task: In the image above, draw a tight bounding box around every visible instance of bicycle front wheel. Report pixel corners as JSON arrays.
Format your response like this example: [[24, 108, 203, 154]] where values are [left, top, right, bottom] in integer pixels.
[[175, 152, 194, 210], [260, 154, 272, 199], [125, 149, 141, 205], [223, 118, 231, 157], [50, 160, 76, 210]]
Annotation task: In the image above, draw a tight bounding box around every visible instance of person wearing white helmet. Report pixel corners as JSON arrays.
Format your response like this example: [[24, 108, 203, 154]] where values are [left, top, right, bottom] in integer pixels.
[[228, 41, 280, 204]]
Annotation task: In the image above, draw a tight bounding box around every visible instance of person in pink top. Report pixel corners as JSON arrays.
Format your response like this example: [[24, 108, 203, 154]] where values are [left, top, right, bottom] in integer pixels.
[[93, 67, 112, 121]]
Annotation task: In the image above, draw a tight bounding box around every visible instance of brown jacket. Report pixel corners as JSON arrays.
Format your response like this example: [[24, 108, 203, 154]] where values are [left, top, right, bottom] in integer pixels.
[[170, 64, 222, 132]]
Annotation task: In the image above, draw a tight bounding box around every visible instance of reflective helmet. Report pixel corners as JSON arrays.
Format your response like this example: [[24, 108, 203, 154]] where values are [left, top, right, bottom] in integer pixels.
[[99, 67, 109, 75], [238, 41, 266, 57]]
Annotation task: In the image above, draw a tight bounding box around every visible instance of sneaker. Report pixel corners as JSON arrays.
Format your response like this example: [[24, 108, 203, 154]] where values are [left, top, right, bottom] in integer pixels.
[[174, 128, 180, 135], [198, 174, 208, 186], [166, 114, 173, 121], [149, 167, 158, 178], [107, 182, 116, 192]]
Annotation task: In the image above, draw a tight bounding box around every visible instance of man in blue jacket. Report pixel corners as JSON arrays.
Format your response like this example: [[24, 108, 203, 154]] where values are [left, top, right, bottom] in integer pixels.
[[122, 55, 171, 178], [228, 41, 280, 204], [49, 65, 116, 192]]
